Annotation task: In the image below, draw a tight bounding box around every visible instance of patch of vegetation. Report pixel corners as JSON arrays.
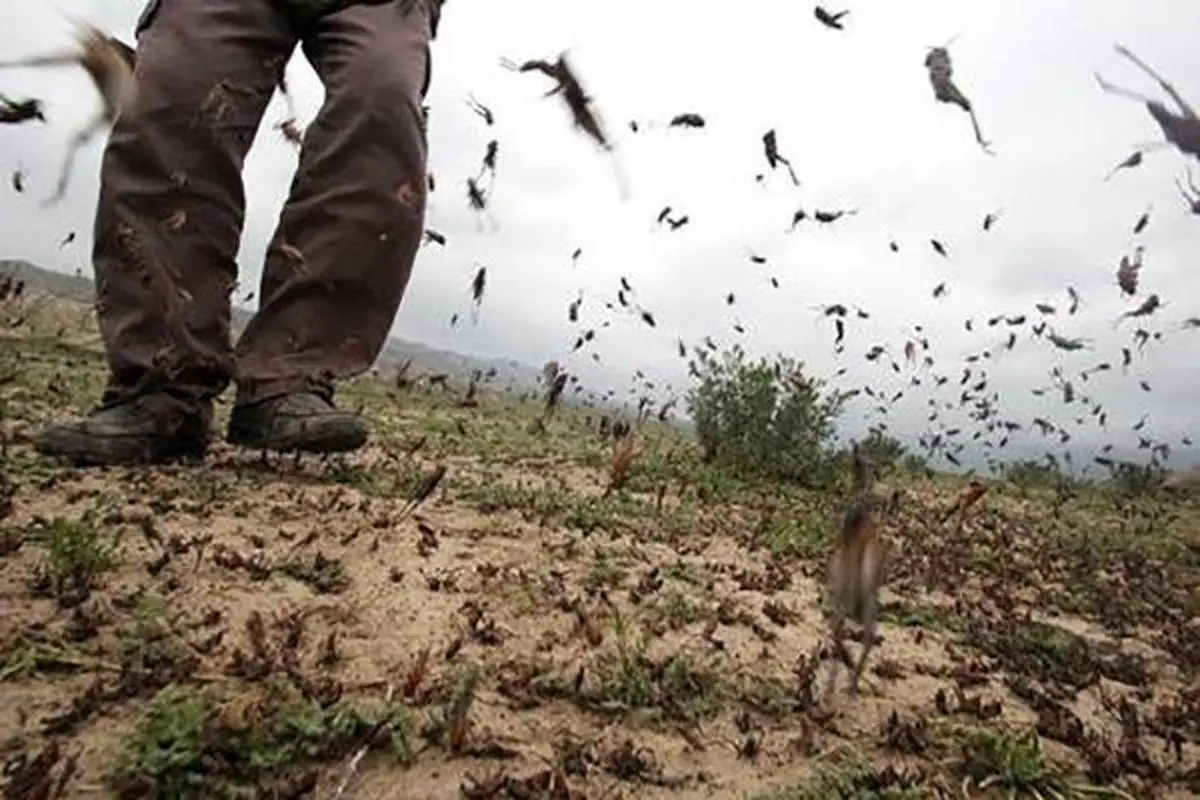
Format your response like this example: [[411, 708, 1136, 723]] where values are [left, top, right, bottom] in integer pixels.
[[110, 682, 412, 799], [954, 728, 1133, 800], [276, 551, 351, 594], [753, 753, 932, 799], [28, 515, 120, 607], [589, 610, 724, 723], [754, 512, 828, 559], [687, 344, 846, 488]]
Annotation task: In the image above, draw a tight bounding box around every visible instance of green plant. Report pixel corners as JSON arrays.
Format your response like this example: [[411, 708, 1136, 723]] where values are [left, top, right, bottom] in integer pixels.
[[110, 683, 412, 798], [956, 728, 1133, 800], [686, 344, 845, 488], [29, 515, 119, 606]]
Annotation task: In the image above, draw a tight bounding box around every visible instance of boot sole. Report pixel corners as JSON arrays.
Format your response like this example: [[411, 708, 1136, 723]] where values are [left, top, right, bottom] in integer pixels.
[[226, 425, 368, 454], [34, 433, 209, 467]]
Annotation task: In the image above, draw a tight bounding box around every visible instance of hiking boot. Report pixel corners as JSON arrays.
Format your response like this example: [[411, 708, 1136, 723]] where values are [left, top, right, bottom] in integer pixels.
[[34, 396, 211, 466], [226, 392, 368, 453]]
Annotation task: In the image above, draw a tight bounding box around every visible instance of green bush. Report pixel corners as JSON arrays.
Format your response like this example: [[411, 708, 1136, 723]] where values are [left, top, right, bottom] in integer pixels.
[[685, 344, 846, 488]]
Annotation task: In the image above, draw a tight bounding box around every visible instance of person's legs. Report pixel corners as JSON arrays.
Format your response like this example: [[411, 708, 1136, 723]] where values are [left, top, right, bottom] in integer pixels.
[[35, 0, 297, 465], [227, 1, 433, 453]]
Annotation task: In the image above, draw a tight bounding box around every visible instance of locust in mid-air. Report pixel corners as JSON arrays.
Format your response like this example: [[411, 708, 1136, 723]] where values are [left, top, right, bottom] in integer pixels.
[[0, 21, 136, 205], [924, 42, 994, 154]]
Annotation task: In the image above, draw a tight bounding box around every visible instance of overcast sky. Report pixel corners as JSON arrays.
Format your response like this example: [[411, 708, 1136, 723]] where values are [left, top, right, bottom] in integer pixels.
[[1, 0, 1198, 471]]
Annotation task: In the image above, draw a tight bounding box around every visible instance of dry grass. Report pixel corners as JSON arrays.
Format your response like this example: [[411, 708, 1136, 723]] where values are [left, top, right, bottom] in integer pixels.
[[0, 291, 1197, 799]]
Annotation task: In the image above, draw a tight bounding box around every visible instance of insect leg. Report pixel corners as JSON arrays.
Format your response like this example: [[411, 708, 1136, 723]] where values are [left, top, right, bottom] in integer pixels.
[[848, 543, 884, 695], [0, 51, 81, 70], [823, 626, 844, 701], [967, 108, 992, 153], [1114, 44, 1196, 118], [43, 111, 108, 207], [1094, 72, 1158, 105]]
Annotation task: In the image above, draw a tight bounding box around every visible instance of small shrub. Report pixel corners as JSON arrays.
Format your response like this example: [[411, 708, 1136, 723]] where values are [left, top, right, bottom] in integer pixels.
[[685, 345, 845, 488]]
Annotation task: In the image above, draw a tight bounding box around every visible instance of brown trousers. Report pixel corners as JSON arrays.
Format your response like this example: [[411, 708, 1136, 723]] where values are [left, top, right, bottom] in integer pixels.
[[93, 0, 434, 409]]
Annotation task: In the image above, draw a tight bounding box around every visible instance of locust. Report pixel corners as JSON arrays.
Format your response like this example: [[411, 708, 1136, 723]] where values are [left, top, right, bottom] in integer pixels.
[[0, 95, 45, 124], [761, 129, 800, 185], [466, 93, 494, 126], [823, 447, 896, 701], [1175, 167, 1200, 214], [814, 208, 856, 224], [469, 265, 486, 325], [668, 112, 705, 128], [1113, 293, 1161, 327], [0, 21, 137, 206], [1104, 150, 1143, 181], [1046, 331, 1087, 351], [814, 6, 849, 30], [500, 52, 629, 198], [272, 68, 302, 146], [924, 43, 993, 154], [1116, 246, 1143, 296], [1095, 43, 1200, 161], [464, 177, 497, 231], [476, 139, 499, 187]]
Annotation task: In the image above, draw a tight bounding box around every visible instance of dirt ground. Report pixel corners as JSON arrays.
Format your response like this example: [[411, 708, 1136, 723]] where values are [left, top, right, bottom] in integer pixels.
[[0, 291, 1197, 800]]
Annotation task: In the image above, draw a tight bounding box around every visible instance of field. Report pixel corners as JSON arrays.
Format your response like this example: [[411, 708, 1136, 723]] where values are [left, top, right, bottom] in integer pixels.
[[0, 290, 1197, 800]]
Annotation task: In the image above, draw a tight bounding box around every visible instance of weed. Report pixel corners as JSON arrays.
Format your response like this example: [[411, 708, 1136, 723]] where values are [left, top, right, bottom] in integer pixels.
[[28, 515, 118, 606], [954, 728, 1134, 800], [753, 752, 933, 799], [277, 551, 351, 594], [110, 682, 412, 798], [590, 609, 723, 722]]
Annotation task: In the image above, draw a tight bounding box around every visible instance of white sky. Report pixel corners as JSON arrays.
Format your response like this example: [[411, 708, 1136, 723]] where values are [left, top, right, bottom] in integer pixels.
[[1, 0, 1198, 471]]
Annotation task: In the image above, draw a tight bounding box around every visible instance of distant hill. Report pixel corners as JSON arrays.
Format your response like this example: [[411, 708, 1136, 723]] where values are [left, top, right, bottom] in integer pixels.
[[0, 259, 546, 391]]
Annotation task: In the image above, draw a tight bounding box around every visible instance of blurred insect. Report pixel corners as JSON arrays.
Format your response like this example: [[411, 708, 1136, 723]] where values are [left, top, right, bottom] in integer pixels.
[[924, 40, 993, 154], [668, 112, 705, 128], [1095, 43, 1200, 161], [823, 448, 895, 701], [0, 21, 137, 206], [1175, 167, 1200, 214], [1113, 293, 1161, 327], [1103, 150, 1143, 181], [466, 93, 494, 125], [469, 265, 486, 324], [476, 139, 499, 187], [762, 129, 800, 185], [814, 6, 850, 30], [0, 22, 138, 206], [0, 96, 45, 124], [939, 479, 987, 523], [1116, 246, 1143, 296], [500, 52, 630, 199], [272, 69, 302, 146]]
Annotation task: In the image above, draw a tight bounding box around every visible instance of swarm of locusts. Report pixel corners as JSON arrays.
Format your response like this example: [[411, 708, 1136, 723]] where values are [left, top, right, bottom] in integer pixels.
[[1, 11, 1198, 732]]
